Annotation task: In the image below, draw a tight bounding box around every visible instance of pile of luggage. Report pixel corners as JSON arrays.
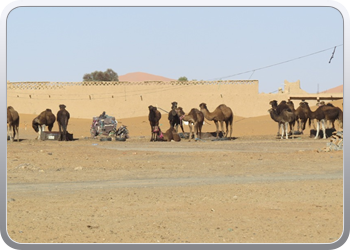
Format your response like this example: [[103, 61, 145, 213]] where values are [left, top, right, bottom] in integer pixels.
[[90, 111, 117, 137], [90, 111, 130, 141]]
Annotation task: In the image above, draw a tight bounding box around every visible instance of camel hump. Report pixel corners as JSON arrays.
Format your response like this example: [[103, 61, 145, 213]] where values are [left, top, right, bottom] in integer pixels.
[[46, 109, 52, 112]]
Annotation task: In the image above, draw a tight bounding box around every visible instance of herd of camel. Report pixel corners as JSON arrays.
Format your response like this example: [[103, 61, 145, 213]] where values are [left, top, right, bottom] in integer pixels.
[[148, 100, 343, 141], [268, 100, 343, 139], [7, 104, 70, 142], [148, 101, 234, 141], [7, 99, 343, 143]]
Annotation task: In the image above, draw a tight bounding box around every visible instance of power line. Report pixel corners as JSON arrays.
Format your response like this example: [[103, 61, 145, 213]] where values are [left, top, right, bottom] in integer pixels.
[[210, 44, 343, 80]]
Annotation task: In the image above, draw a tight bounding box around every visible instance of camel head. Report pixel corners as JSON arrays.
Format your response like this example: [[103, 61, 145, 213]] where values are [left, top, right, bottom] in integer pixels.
[[175, 107, 185, 117], [286, 101, 295, 109], [199, 103, 207, 110], [32, 117, 40, 132], [171, 102, 178, 110], [299, 101, 309, 108], [59, 104, 66, 110], [316, 101, 326, 107], [269, 100, 278, 107], [279, 100, 287, 105], [148, 105, 154, 111]]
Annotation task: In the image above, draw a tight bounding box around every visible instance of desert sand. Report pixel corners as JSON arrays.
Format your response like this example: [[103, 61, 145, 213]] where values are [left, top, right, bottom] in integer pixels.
[[6, 100, 344, 244]]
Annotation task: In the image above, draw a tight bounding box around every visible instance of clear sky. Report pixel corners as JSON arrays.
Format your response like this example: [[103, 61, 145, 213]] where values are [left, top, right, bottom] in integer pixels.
[[6, 6, 344, 93]]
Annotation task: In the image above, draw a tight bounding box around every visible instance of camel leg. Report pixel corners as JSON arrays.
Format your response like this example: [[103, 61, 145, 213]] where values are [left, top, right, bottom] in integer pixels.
[[37, 125, 42, 140], [321, 119, 326, 139], [219, 121, 224, 138], [150, 127, 154, 141], [12, 126, 16, 142], [7, 124, 12, 142], [280, 123, 284, 139], [214, 121, 219, 138], [189, 123, 193, 140], [224, 121, 229, 138], [285, 122, 289, 140], [16, 125, 19, 142], [198, 123, 203, 139], [314, 121, 320, 139], [58, 124, 62, 141], [277, 123, 281, 136]]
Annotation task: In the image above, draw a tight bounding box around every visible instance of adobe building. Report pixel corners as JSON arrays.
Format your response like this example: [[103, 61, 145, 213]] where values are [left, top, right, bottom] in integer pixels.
[[7, 79, 343, 119]]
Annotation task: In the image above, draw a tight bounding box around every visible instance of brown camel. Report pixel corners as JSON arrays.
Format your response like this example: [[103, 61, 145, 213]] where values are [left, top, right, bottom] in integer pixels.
[[148, 105, 162, 141], [268, 108, 296, 139], [168, 101, 184, 133], [269, 100, 295, 135], [32, 109, 56, 140], [305, 104, 343, 139], [176, 107, 204, 140], [57, 104, 70, 141], [293, 101, 310, 134], [315, 101, 335, 129], [7, 106, 20, 142], [199, 103, 233, 139]]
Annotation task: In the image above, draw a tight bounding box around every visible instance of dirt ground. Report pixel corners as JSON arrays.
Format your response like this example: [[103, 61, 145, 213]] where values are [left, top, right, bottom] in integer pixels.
[[6, 110, 344, 244]]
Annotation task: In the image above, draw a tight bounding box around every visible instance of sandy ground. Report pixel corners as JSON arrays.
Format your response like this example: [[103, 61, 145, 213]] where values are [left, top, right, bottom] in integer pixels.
[[6, 103, 344, 244]]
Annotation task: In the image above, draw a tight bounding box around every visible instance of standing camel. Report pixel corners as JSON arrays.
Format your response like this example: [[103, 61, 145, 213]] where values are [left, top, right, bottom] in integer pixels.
[[148, 105, 162, 141], [268, 108, 296, 139], [176, 107, 204, 140], [294, 101, 310, 134], [57, 104, 70, 141], [199, 103, 233, 139], [305, 104, 343, 139], [269, 100, 295, 136], [7, 106, 19, 142], [32, 109, 56, 140], [168, 101, 184, 133]]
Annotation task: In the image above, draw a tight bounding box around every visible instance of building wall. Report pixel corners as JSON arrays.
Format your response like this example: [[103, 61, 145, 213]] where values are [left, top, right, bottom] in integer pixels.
[[7, 80, 343, 119]]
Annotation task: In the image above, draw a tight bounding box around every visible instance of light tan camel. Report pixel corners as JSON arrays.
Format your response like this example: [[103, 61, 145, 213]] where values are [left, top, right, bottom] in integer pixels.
[[7, 106, 20, 142], [199, 103, 233, 139], [176, 107, 204, 140], [164, 127, 181, 142]]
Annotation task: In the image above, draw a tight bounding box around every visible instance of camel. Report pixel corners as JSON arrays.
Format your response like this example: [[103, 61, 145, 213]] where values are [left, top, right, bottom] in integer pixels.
[[293, 101, 310, 134], [199, 103, 233, 139], [305, 104, 343, 139], [32, 109, 56, 140], [164, 126, 181, 142], [7, 106, 20, 142], [269, 100, 295, 135], [176, 107, 204, 140], [315, 101, 335, 129], [268, 108, 296, 139], [148, 105, 162, 141], [168, 102, 184, 133], [57, 104, 70, 141], [286, 101, 301, 132]]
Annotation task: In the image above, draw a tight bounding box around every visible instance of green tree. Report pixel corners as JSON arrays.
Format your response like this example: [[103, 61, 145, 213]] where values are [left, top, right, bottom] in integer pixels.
[[83, 69, 119, 81], [178, 76, 188, 82]]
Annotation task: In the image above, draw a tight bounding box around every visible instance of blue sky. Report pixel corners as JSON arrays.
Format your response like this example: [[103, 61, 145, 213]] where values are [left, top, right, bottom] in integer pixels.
[[6, 6, 344, 93]]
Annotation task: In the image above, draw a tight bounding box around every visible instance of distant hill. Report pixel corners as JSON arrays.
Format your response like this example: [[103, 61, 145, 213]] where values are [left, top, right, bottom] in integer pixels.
[[320, 85, 343, 93], [118, 72, 176, 82]]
